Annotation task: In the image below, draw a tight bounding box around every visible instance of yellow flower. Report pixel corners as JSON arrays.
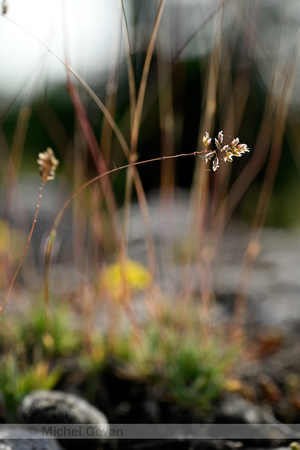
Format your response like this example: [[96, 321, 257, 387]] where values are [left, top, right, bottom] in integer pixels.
[[100, 259, 151, 300]]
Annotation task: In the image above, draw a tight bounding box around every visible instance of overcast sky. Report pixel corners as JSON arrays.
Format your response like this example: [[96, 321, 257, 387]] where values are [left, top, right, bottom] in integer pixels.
[[1, 0, 300, 111], [0, 0, 123, 100]]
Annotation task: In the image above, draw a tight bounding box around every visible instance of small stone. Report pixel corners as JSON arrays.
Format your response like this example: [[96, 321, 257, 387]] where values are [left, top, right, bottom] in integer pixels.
[[216, 394, 263, 424], [0, 426, 61, 449], [17, 390, 109, 450]]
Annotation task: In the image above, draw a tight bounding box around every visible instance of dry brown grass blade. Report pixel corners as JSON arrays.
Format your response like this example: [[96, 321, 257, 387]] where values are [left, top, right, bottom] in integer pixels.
[[0, 13, 131, 160], [184, 4, 226, 340], [0, 184, 44, 315], [231, 19, 300, 340], [1, 146, 59, 315], [65, 74, 121, 244], [120, 0, 167, 279], [43, 151, 203, 304], [119, 0, 137, 129]]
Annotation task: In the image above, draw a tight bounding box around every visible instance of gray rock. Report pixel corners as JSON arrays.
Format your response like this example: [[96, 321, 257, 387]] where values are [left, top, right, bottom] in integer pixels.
[[17, 390, 109, 450], [0, 426, 61, 450], [216, 394, 265, 425], [215, 394, 295, 447]]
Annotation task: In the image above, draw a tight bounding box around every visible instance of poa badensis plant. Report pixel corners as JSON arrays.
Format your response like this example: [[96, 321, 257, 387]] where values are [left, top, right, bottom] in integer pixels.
[[0, 134, 248, 412], [202, 131, 249, 172], [0, 0, 298, 415]]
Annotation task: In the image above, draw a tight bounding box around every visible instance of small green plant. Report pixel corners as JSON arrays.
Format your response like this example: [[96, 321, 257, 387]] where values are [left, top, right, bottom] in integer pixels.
[[108, 299, 238, 411], [18, 304, 82, 359], [0, 356, 61, 421], [0, 133, 247, 416], [1, 1, 297, 427], [0, 302, 86, 420], [0, 301, 83, 361]]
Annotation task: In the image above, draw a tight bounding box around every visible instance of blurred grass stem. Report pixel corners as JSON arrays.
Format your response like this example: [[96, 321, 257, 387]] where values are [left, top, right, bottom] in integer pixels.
[[0, 183, 44, 315], [43, 150, 203, 304]]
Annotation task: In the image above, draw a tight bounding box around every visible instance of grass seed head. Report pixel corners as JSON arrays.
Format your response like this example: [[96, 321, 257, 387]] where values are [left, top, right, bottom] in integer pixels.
[[37, 148, 59, 183], [202, 132, 249, 171]]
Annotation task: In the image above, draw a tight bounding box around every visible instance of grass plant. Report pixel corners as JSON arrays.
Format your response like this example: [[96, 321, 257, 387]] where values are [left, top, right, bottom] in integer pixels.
[[0, 0, 299, 420], [0, 302, 74, 420], [0, 356, 61, 421], [108, 298, 238, 410]]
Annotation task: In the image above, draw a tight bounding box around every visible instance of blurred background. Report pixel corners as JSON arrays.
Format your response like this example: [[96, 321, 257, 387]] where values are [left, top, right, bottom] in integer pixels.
[[1, 0, 300, 235], [2, 1, 300, 424]]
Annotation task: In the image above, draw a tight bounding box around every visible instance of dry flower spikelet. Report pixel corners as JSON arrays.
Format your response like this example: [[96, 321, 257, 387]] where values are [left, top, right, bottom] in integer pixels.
[[37, 148, 59, 183], [202, 131, 249, 171]]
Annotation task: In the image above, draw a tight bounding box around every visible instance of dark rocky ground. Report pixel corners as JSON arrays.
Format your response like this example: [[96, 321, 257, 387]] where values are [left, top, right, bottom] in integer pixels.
[[52, 193, 300, 449], [47, 357, 300, 450], [2, 188, 300, 449], [97, 192, 300, 449]]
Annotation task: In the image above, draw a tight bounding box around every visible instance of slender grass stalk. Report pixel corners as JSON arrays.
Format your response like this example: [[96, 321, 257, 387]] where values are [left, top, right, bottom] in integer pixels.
[[0, 13, 131, 159], [0, 9, 163, 289], [172, 0, 232, 66], [187, 4, 225, 342], [120, 0, 166, 289], [131, 0, 166, 154], [0, 148, 59, 315], [99, 22, 123, 164], [43, 150, 203, 304], [66, 71, 121, 244], [231, 24, 300, 339], [119, 0, 137, 130], [0, 183, 44, 315], [157, 44, 176, 197], [2, 106, 32, 249], [43, 130, 249, 306]]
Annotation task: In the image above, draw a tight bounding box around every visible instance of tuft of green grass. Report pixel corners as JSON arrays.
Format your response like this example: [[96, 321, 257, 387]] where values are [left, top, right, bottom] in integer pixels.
[[0, 356, 61, 421], [108, 299, 238, 411], [0, 302, 83, 420], [7, 303, 82, 360], [2, 0, 297, 424], [0, 295, 238, 416]]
